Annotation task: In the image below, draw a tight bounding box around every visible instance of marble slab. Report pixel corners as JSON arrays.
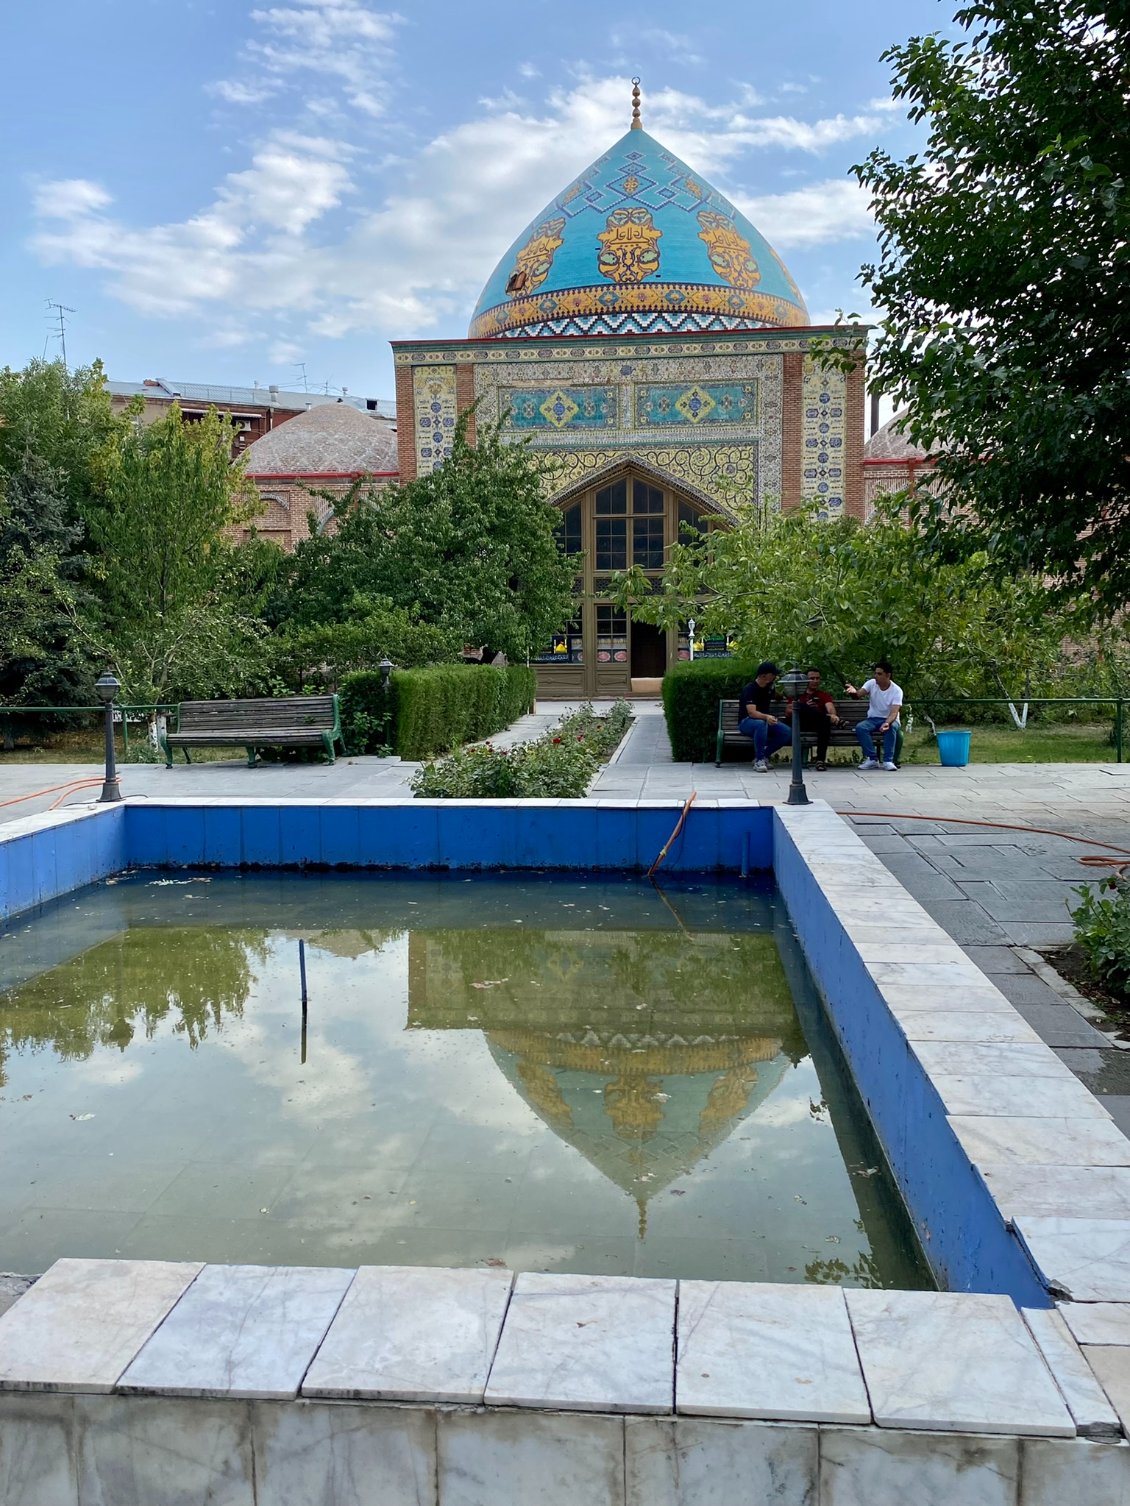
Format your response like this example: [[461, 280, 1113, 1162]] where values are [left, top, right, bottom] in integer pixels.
[[676, 1281, 870, 1424], [1019, 1438, 1130, 1506], [624, 1416, 817, 1506], [934, 1076, 1112, 1120], [251, 1398, 437, 1506], [0, 1393, 77, 1505], [819, 1425, 1020, 1506], [303, 1265, 512, 1404], [74, 1392, 254, 1506], [438, 1409, 625, 1506], [880, 985, 1021, 1013], [1021, 1307, 1121, 1439], [912, 1042, 1080, 1081], [118, 1264, 354, 1400], [484, 1272, 675, 1414], [0, 1258, 202, 1394], [1077, 1350, 1130, 1442], [1059, 1302, 1130, 1347], [868, 961, 1004, 988], [982, 1166, 1130, 1221], [897, 1012, 1041, 1044], [950, 1116, 1130, 1169], [1015, 1217, 1130, 1302], [845, 1289, 1074, 1436]]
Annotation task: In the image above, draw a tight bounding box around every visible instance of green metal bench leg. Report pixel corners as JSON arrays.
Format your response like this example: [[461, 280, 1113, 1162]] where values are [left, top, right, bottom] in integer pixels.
[[183, 748, 192, 765], [321, 731, 335, 765], [161, 735, 172, 769], [245, 746, 258, 767]]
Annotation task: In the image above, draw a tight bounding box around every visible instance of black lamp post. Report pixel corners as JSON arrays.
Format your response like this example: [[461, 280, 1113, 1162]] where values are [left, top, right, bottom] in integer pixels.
[[778, 666, 811, 807], [94, 671, 123, 803], [379, 657, 393, 692]]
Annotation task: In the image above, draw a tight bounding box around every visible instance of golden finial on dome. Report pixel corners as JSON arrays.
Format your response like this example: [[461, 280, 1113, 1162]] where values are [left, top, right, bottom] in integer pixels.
[[631, 77, 642, 130]]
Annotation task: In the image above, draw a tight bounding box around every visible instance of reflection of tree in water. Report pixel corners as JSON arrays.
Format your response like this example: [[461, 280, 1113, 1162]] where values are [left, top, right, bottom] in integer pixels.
[[804, 1250, 884, 1289], [0, 927, 266, 1086]]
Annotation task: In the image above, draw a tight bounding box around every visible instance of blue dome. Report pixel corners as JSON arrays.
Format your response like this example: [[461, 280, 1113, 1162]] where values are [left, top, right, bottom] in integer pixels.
[[469, 125, 808, 340]]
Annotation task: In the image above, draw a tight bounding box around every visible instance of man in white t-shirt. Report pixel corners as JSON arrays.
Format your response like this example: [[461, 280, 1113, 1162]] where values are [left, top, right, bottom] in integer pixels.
[[845, 661, 903, 770]]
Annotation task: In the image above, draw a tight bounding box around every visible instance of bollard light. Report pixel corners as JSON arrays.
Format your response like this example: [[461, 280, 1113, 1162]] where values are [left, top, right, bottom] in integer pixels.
[[94, 671, 123, 803], [687, 618, 696, 662], [778, 666, 811, 807]]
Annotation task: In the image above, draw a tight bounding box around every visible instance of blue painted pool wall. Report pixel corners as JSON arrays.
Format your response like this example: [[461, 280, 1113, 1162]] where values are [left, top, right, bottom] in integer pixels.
[[0, 807, 126, 922], [771, 810, 1048, 1306], [121, 801, 775, 874]]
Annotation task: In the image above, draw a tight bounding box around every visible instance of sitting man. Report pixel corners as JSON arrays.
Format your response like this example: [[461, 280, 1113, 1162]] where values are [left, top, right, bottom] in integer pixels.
[[786, 667, 842, 771], [845, 660, 903, 770], [738, 661, 792, 772]]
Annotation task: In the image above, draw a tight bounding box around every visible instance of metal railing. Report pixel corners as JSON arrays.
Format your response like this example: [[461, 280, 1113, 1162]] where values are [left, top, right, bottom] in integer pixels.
[[911, 696, 1124, 762], [0, 704, 177, 760]]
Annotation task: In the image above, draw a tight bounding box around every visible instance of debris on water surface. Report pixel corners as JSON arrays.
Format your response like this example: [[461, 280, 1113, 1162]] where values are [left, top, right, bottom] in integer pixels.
[[471, 979, 509, 989], [69, 1113, 95, 1121]]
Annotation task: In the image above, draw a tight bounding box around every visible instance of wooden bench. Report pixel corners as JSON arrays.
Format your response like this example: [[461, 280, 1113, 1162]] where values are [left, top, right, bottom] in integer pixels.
[[715, 698, 905, 766], [162, 696, 344, 768]]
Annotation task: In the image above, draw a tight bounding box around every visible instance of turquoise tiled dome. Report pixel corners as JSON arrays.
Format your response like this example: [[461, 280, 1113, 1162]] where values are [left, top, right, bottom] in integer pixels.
[[469, 124, 808, 339]]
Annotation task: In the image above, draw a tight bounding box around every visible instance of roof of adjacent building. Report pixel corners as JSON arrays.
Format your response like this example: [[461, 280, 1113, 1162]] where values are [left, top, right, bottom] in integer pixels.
[[864, 411, 933, 463], [106, 378, 395, 420], [469, 107, 808, 340], [241, 401, 399, 476]]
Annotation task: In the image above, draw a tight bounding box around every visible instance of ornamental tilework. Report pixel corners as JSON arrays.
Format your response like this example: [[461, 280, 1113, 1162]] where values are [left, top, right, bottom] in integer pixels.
[[412, 365, 458, 473], [635, 381, 756, 428], [501, 385, 618, 432], [473, 344, 782, 512], [801, 357, 846, 515]]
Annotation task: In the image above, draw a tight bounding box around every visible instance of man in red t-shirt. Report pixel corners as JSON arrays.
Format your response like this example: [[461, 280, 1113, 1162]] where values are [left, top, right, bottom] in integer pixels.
[[785, 668, 842, 770]]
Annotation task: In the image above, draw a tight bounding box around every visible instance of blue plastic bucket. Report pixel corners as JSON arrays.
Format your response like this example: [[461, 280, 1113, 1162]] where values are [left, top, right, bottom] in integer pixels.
[[936, 729, 972, 767]]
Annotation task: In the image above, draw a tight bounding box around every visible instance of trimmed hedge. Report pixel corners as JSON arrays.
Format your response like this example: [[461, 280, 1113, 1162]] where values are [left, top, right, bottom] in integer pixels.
[[340, 665, 536, 759], [662, 660, 759, 762]]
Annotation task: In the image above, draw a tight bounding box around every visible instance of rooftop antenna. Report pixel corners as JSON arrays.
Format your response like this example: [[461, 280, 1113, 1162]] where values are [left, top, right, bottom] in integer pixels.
[[46, 301, 76, 369], [631, 77, 642, 130], [294, 361, 308, 393]]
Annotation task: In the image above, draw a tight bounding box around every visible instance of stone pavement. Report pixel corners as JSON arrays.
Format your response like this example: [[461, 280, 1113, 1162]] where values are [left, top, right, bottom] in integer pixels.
[[4, 698, 1130, 1130]]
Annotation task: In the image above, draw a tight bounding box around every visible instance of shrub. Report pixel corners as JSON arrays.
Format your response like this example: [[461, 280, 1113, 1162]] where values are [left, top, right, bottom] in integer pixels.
[[341, 664, 536, 758], [661, 661, 759, 762], [1071, 874, 1130, 1002], [411, 700, 632, 799]]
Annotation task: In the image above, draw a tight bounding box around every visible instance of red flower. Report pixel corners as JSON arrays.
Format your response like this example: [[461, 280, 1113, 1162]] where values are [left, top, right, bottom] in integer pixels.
[[552, 737, 562, 744]]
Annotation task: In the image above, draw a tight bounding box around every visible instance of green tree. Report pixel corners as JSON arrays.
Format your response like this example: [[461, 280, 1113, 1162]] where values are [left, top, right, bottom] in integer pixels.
[[279, 411, 576, 662], [0, 358, 121, 514], [854, 1, 1130, 618], [614, 501, 1073, 702], [79, 404, 265, 704]]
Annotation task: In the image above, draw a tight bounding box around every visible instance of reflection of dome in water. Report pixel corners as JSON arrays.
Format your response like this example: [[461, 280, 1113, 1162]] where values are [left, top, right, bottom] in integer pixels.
[[486, 1028, 790, 1216]]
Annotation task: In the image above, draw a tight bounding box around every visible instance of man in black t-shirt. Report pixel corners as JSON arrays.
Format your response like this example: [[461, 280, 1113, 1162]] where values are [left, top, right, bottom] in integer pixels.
[[738, 661, 792, 771]]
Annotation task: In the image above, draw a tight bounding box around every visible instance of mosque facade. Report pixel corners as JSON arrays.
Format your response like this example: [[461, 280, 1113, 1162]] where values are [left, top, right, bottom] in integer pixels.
[[392, 87, 868, 698]]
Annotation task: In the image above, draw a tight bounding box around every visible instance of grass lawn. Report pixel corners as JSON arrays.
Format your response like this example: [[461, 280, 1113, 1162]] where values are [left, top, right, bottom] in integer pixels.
[[0, 728, 248, 765], [808, 720, 1119, 766]]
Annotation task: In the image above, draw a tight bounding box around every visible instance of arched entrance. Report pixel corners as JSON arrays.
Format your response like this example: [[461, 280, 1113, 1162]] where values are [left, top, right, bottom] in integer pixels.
[[534, 465, 720, 699]]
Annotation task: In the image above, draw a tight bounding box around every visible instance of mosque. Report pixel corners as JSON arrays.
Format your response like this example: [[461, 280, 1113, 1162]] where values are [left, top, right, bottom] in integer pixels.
[[246, 85, 912, 698]]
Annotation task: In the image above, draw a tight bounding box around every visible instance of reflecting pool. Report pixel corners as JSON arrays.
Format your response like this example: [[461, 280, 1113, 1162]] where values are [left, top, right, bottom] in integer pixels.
[[0, 872, 931, 1286]]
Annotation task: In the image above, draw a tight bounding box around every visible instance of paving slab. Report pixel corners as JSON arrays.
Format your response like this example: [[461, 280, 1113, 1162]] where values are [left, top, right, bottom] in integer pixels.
[[1021, 1307, 1121, 1439], [1015, 1217, 1130, 1301], [1014, 1003, 1110, 1050]]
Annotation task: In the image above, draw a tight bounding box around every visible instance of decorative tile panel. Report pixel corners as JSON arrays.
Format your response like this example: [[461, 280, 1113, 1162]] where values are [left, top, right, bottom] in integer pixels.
[[636, 382, 756, 428], [413, 366, 458, 474], [501, 386, 618, 433], [801, 357, 846, 515]]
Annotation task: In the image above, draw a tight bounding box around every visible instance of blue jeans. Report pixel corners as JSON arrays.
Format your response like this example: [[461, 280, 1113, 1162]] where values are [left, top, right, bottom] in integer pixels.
[[739, 716, 792, 760], [856, 716, 897, 763]]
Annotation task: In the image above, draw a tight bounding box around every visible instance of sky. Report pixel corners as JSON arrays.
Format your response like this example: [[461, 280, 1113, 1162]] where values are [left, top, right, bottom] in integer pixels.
[[1, 0, 958, 404]]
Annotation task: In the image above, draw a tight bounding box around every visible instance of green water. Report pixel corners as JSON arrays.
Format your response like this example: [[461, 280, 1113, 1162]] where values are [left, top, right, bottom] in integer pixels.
[[0, 872, 931, 1286]]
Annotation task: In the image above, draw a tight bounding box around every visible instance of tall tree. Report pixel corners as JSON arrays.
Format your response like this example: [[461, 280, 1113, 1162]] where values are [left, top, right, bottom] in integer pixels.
[[280, 412, 577, 662], [855, 1, 1130, 618], [79, 405, 265, 704], [0, 359, 121, 515]]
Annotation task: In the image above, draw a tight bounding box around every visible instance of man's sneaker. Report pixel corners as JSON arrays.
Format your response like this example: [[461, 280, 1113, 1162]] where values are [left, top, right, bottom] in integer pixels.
[[858, 758, 878, 771], [881, 760, 898, 771], [754, 758, 769, 772]]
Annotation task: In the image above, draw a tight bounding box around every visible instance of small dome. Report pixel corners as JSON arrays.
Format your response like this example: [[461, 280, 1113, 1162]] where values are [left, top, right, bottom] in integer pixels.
[[469, 124, 808, 340], [864, 411, 930, 463], [242, 403, 398, 475]]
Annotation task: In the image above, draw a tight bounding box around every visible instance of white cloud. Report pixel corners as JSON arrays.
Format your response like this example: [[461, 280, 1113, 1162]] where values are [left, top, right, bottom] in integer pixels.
[[33, 179, 112, 218], [212, 0, 402, 119], [736, 179, 876, 247]]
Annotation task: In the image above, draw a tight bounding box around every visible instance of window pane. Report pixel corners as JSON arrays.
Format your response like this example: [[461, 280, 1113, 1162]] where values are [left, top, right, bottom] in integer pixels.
[[633, 516, 665, 569], [554, 502, 581, 555], [595, 517, 627, 571], [678, 501, 707, 537], [595, 605, 627, 664], [535, 618, 584, 664], [633, 480, 664, 514], [595, 480, 628, 515]]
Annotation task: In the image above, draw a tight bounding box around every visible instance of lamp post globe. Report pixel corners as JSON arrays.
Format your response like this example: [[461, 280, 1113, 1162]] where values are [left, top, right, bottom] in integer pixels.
[[94, 671, 123, 803], [379, 658, 393, 691], [778, 667, 811, 807]]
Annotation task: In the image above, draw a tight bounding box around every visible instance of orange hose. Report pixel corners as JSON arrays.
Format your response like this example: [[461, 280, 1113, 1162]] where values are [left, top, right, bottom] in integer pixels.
[[49, 780, 104, 810], [0, 777, 105, 811]]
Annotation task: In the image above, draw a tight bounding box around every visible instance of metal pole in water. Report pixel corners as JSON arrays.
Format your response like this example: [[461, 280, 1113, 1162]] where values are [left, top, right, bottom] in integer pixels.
[[299, 939, 309, 1065]]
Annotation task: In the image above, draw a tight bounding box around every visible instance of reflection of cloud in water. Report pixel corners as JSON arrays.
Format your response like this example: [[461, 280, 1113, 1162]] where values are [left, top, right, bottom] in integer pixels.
[[68, 1057, 145, 1089]]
